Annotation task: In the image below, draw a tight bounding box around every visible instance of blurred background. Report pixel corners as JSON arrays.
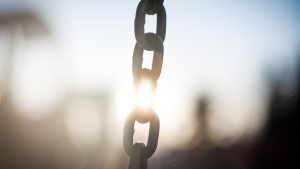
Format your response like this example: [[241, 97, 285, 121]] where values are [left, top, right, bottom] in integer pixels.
[[0, 0, 300, 168]]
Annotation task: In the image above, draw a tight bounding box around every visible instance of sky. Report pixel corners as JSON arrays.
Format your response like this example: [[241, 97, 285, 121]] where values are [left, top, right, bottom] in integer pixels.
[[1, 0, 300, 149]]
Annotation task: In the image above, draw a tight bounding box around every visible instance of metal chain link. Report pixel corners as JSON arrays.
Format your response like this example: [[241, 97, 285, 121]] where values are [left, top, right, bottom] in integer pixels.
[[147, 0, 164, 15], [123, 0, 166, 169], [135, 0, 166, 50], [128, 142, 147, 169]]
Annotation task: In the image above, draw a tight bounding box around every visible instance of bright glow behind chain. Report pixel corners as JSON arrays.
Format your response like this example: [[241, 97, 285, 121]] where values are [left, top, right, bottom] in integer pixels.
[[137, 78, 153, 110]]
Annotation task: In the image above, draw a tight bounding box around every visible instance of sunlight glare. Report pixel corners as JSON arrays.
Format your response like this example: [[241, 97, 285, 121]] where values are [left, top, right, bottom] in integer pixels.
[[114, 80, 134, 120], [137, 79, 153, 110]]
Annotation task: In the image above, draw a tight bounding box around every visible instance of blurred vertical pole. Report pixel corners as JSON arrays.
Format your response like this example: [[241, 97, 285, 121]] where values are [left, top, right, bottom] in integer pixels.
[[0, 11, 50, 116], [192, 95, 211, 148], [0, 23, 14, 115], [0, 11, 50, 168]]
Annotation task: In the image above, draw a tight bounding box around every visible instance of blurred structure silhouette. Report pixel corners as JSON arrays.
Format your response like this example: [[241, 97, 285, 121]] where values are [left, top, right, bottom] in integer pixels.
[[149, 95, 244, 169], [248, 56, 300, 168], [191, 95, 211, 147], [149, 55, 300, 169], [0, 10, 56, 169], [0, 10, 50, 115], [0, 9, 126, 169]]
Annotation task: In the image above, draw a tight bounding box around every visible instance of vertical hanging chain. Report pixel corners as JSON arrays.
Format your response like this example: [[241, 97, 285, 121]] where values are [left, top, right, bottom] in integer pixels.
[[123, 0, 166, 169]]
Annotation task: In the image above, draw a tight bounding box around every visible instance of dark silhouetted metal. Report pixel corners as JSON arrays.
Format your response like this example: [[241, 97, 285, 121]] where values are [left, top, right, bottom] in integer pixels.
[[147, 0, 164, 15], [123, 110, 160, 158], [128, 142, 148, 169], [135, 0, 166, 50], [132, 33, 164, 82], [123, 0, 166, 168]]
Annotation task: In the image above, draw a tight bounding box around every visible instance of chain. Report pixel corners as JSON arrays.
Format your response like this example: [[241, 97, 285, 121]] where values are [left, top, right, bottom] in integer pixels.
[[123, 0, 166, 169]]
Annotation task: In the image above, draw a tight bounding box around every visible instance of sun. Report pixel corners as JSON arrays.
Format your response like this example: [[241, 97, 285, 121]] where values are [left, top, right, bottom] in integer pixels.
[[114, 78, 155, 119], [136, 79, 154, 110]]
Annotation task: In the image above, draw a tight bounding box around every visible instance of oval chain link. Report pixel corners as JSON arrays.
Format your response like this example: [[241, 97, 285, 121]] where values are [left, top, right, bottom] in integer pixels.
[[123, 110, 160, 158], [132, 33, 163, 81], [135, 0, 166, 50], [123, 0, 166, 169]]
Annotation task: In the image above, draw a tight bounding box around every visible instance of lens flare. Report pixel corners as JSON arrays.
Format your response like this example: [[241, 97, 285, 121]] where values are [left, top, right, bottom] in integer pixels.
[[137, 79, 153, 110]]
